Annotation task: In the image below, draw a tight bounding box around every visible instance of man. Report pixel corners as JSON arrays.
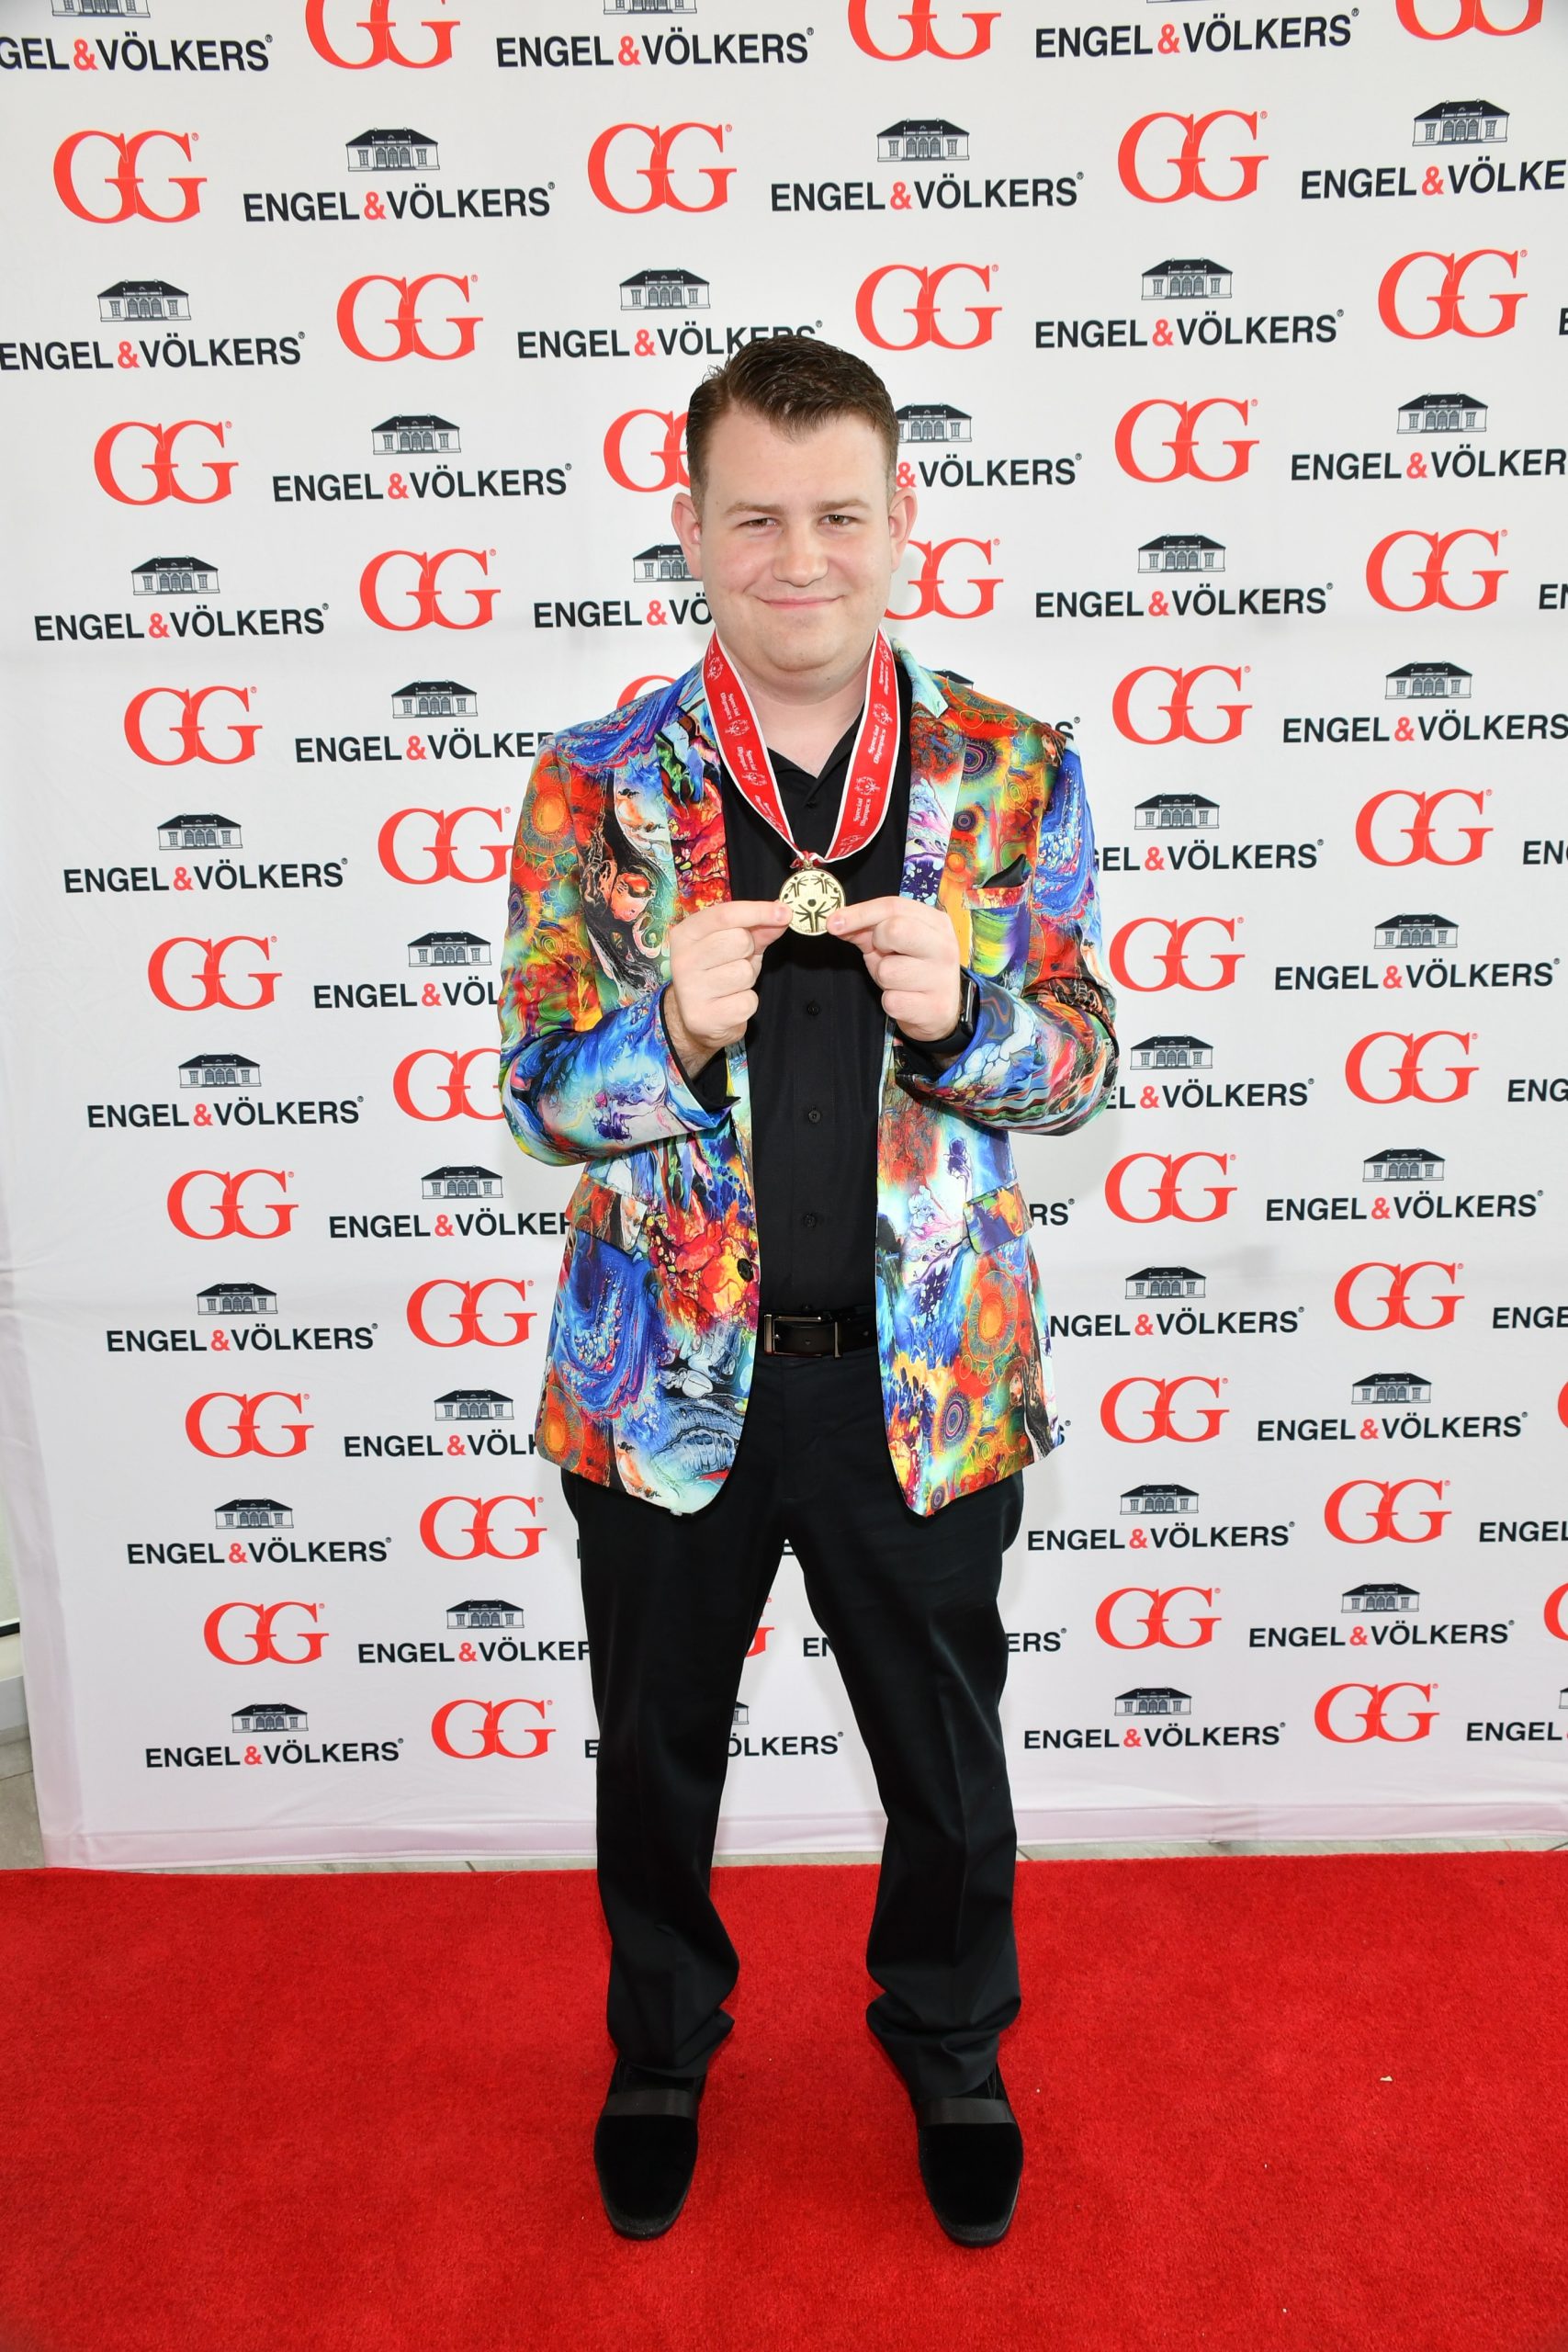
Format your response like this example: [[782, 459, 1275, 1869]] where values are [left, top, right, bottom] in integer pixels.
[[498, 337, 1118, 2245]]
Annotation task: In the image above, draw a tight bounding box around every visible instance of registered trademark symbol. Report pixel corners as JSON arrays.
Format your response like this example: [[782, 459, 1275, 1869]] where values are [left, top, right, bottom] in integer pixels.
[[1076, 172, 1083, 180]]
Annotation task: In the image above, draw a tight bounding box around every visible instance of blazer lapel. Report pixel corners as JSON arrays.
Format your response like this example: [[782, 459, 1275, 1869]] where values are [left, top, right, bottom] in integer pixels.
[[895, 641, 965, 905], [652, 663, 731, 923]]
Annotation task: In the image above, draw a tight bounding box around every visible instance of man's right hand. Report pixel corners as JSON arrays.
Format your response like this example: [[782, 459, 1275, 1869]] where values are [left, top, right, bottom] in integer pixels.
[[663, 898, 792, 1079]]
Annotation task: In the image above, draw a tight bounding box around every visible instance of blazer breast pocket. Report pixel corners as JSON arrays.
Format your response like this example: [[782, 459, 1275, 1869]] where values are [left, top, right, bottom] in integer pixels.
[[964, 851, 1032, 910]]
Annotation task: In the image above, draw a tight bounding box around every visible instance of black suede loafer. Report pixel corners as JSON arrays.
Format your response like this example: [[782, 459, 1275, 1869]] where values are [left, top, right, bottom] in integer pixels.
[[915, 2064, 1023, 2246], [592, 2057, 706, 2238]]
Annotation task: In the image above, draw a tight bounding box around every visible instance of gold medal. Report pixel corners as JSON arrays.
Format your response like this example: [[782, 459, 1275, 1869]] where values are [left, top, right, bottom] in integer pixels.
[[779, 861, 846, 937]]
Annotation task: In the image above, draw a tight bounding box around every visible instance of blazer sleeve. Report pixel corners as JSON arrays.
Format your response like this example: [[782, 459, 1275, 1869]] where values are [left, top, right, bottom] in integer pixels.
[[496, 741, 737, 1167], [891, 735, 1119, 1136]]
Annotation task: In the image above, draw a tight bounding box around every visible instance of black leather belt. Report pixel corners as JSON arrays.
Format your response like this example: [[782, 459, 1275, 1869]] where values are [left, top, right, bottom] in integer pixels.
[[758, 1305, 875, 1358]]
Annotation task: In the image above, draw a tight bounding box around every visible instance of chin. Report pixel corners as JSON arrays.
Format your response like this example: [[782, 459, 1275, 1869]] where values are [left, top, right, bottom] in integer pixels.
[[752, 616, 863, 671]]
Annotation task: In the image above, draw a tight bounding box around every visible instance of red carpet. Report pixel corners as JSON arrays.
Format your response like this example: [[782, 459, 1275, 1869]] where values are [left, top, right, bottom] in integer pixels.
[[2, 1852, 1566, 2352]]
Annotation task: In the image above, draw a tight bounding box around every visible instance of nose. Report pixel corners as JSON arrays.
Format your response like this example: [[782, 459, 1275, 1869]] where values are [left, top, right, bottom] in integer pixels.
[[771, 521, 828, 588]]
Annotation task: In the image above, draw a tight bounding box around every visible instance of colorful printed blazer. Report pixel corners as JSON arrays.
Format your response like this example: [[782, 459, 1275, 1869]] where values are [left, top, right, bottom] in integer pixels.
[[498, 639, 1118, 1518]]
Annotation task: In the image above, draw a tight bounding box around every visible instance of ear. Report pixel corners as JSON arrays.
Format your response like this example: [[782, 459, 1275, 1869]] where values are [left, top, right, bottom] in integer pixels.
[[887, 480, 918, 568], [671, 488, 702, 577]]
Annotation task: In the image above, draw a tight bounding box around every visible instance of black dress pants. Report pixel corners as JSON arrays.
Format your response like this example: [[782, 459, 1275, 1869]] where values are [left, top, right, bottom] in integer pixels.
[[560, 1338, 1026, 2103]]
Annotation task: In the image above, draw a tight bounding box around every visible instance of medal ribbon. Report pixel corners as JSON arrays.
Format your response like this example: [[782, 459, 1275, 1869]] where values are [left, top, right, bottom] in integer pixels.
[[703, 628, 900, 870]]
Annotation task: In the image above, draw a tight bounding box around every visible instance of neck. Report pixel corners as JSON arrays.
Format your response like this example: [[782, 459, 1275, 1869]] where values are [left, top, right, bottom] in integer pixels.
[[719, 636, 879, 775]]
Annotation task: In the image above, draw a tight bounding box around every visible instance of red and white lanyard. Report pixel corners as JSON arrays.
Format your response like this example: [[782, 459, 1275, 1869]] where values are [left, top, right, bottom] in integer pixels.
[[702, 628, 901, 872]]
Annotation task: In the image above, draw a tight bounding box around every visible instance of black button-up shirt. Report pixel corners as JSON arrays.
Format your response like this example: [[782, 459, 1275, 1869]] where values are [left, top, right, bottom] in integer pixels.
[[660, 659, 976, 1314]]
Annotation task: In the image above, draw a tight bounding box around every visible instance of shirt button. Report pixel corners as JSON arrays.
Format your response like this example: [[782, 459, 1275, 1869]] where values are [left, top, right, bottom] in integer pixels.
[[802, 1212, 819, 1228], [804, 1000, 821, 1016], [805, 1106, 822, 1124], [737, 1257, 755, 1281]]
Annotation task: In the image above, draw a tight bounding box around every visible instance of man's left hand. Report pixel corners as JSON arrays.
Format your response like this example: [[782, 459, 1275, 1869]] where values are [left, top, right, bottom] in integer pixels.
[[825, 896, 961, 1044]]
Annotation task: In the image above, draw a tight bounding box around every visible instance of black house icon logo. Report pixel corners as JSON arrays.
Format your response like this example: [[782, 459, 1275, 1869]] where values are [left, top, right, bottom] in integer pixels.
[[1352, 1372, 1432, 1404], [393, 680, 477, 718], [896, 401, 972, 444], [435, 1389, 513, 1422], [1140, 533, 1224, 576], [878, 119, 970, 162], [232, 1701, 307, 1733], [1114, 1685, 1191, 1716], [1385, 661, 1471, 701], [180, 1052, 259, 1090], [1413, 99, 1506, 146], [99, 277, 186, 322], [216, 1498, 292, 1530], [1342, 1583, 1419, 1615], [1142, 258, 1232, 300], [409, 930, 490, 968], [1129, 1034, 1213, 1071], [1135, 793, 1218, 831], [1398, 393, 1485, 435], [446, 1599, 524, 1628], [1374, 913, 1457, 949], [633, 542, 693, 582], [1364, 1146, 1444, 1183], [159, 813, 241, 851], [133, 556, 218, 597], [1121, 1485, 1199, 1518], [346, 127, 439, 172], [423, 1166, 502, 1201], [198, 1282, 276, 1319], [1125, 1266, 1205, 1300], [621, 268, 709, 311], [375, 414, 460, 455]]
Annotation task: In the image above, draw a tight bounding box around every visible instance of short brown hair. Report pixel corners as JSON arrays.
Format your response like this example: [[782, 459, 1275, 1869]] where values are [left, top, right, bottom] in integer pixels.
[[684, 334, 898, 506]]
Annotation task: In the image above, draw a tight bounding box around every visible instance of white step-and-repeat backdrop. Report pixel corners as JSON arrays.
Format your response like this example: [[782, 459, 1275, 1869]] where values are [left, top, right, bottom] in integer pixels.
[[2, 0, 1564, 1868]]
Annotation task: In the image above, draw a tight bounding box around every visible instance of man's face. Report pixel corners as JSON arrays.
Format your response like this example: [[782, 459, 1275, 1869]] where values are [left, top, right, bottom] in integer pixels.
[[671, 404, 916, 696]]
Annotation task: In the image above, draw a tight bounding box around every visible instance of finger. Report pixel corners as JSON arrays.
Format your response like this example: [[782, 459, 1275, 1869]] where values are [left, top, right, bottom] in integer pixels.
[[719, 898, 793, 927], [824, 896, 904, 935], [869, 949, 942, 987]]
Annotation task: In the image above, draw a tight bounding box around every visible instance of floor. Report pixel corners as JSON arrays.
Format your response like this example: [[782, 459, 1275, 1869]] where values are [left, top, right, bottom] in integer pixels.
[[4, 1730, 1565, 1871]]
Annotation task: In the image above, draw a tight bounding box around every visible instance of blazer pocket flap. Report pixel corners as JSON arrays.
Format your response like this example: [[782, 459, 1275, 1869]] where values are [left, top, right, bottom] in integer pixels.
[[567, 1175, 653, 1255], [980, 852, 1032, 889], [964, 1178, 1031, 1255]]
